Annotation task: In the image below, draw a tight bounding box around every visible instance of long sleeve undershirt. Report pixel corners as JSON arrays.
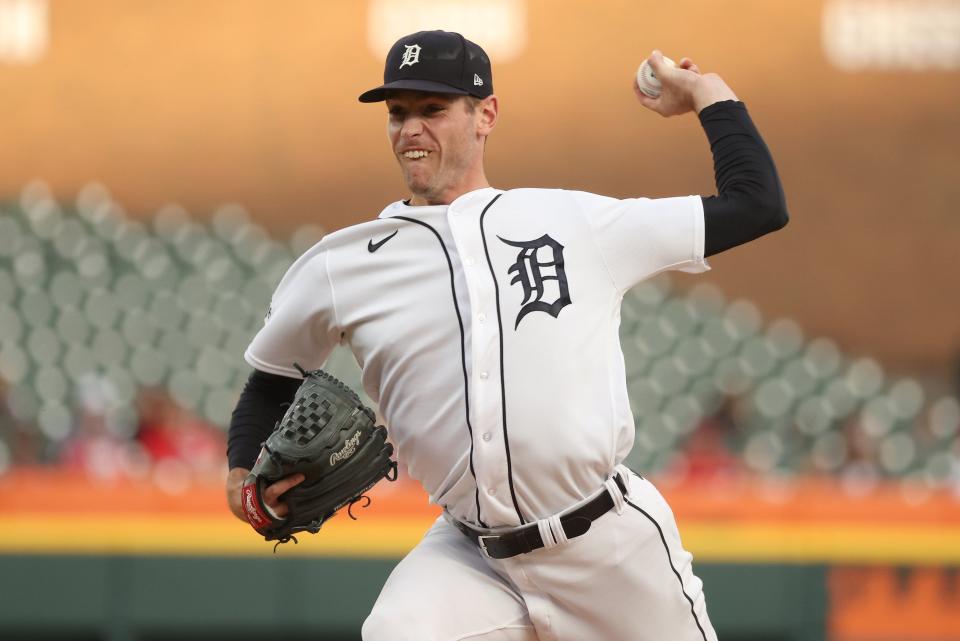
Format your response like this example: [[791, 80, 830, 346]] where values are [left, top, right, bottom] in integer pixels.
[[226, 369, 301, 470], [698, 100, 789, 256]]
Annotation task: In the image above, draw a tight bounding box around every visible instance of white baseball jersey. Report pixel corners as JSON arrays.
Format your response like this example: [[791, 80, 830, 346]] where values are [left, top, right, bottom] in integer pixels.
[[245, 186, 708, 528]]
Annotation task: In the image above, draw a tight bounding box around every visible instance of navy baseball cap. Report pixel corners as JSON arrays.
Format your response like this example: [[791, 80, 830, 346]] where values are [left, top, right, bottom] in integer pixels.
[[358, 30, 493, 103]]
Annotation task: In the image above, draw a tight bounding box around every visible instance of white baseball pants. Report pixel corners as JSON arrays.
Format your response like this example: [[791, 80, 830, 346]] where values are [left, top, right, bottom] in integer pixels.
[[362, 472, 718, 641]]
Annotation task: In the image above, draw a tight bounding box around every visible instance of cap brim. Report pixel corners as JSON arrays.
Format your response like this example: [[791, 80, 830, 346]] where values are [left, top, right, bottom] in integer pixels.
[[358, 79, 471, 103]]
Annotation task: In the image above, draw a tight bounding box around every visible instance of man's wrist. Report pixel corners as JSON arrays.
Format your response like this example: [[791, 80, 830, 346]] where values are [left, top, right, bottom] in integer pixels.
[[692, 75, 739, 114], [226, 467, 251, 521]]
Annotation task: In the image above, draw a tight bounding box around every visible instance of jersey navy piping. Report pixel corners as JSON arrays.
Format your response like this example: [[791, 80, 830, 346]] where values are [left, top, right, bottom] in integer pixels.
[[626, 499, 709, 641], [478, 193, 528, 526], [391, 215, 486, 527]]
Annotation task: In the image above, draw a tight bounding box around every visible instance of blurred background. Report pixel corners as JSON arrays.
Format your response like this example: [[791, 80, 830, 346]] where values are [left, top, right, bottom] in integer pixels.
[[0, 0, 958, 639]]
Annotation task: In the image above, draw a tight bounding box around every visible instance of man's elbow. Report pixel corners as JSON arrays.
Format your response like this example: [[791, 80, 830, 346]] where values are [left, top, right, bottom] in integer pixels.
[[755, 191, 789, 234], [769, 202, 789, 232], [725, 180, 788, 237]]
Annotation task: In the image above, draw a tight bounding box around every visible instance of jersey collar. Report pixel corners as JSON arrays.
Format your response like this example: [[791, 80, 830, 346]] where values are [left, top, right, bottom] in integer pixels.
[[377, 187, 502, 219]]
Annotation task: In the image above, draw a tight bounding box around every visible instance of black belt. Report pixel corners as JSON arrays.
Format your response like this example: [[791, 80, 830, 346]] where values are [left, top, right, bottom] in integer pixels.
[[452, 474, 628, 559]]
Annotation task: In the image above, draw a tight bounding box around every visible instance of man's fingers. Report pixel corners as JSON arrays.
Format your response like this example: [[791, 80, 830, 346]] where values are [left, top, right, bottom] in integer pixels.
[[633, 73, 665, 113], [263, 473, 306, 504], [265, 474, 305, 520], [679, 57, 700, 74], [632, 77, 648, 101], [647, 49, 665, 73], [634, 82, 668, 117], [647, 50, 687, 87]]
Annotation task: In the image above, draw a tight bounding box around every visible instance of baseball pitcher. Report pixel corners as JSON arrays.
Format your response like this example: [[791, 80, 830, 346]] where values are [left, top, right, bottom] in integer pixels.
[[226, 30, 788, 641]]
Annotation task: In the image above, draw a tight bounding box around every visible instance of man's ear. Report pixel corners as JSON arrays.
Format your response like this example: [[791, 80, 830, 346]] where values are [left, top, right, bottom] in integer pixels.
[[477, 95, 498, 137]]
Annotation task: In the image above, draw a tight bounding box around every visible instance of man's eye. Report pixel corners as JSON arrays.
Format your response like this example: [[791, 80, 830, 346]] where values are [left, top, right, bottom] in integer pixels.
[[424, 105, 445, 115]]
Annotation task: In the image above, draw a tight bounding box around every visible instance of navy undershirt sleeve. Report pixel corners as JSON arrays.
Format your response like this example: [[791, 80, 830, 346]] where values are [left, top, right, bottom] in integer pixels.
[[226, 369, 301, 470], [698, 100, 789, 257]]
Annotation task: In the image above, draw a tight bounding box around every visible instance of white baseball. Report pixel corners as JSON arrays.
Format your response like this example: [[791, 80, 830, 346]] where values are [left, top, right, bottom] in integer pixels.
[[636, 55, 676, 98]]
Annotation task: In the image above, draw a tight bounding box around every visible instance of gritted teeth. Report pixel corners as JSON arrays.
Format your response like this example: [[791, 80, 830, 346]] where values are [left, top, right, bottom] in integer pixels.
[[402, 150, 431, 159]]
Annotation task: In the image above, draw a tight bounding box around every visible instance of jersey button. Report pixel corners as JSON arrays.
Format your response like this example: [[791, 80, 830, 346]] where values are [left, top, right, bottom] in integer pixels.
[[478, 313, 486, 323], [479, 371, 489, 380], [487, 487, 496, 496], [481, 432, 492, 441], [465, 257, 475, 266]]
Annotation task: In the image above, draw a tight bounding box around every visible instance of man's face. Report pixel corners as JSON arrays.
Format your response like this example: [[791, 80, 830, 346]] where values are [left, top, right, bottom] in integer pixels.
[[385, 91, 488, 204]]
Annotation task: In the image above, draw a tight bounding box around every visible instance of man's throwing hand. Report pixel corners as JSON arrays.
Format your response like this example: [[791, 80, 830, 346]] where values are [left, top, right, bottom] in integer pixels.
[[633, 50, 738, 117]]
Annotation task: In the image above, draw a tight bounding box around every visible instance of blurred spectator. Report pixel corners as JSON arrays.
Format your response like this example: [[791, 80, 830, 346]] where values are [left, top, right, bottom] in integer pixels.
[[682, 396, 745, 481], [58, 375, 145, 480], [136, 387, 225, 487], [838, 414, 881, 493], [55, 380, 226, 487], [955, 349, 960, 400], [0, 378, 45, 469]]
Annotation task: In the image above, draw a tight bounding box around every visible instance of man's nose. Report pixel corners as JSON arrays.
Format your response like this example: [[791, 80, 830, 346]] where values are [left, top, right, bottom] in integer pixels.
[[400, 116, 424, 138]]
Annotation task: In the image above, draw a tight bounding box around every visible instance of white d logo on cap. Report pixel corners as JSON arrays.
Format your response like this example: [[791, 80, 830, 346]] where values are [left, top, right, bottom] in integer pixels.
[[399, 44, 421, 68]]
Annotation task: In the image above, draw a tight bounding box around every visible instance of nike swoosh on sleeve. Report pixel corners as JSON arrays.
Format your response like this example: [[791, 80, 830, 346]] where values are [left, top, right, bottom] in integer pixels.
[[367, 230, 398, 253]]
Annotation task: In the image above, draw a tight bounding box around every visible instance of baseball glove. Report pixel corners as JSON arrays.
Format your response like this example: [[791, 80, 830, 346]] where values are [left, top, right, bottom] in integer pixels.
[[240, 365, 397, 546]]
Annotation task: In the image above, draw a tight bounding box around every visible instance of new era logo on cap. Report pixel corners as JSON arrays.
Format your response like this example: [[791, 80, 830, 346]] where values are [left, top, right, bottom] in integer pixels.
[[359, 30, 493, 103]]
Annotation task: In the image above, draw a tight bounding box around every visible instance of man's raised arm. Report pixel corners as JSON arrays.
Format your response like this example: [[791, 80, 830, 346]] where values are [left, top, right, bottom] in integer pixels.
[[636, 51, 789, 257]]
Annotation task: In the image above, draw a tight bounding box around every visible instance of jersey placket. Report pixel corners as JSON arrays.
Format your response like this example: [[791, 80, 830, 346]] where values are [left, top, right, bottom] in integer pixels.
[[447, 196, 517, 526]]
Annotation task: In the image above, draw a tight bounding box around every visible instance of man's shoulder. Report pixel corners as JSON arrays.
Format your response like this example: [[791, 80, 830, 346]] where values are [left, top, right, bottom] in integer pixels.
[[492, 188, 618, 217], [499, 187, 603, 205], [502, 187, 572, 198], [317, 217, 402, 250]]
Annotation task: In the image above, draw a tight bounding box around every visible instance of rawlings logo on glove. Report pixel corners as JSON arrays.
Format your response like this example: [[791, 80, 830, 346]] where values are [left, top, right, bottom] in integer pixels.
[[330, 430, 363, 466], [241, 483, 271, 530], [242, 365, 397, 547]]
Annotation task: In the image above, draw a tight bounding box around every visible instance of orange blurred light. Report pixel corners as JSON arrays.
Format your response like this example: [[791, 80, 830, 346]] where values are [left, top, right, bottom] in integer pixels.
[[367, 0, 527, 63]]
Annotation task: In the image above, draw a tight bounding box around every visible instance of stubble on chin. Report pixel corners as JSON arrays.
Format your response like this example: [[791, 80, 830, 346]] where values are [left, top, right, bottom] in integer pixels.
[[404, 167, 441, 203]]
